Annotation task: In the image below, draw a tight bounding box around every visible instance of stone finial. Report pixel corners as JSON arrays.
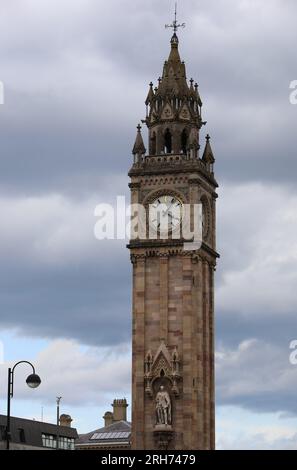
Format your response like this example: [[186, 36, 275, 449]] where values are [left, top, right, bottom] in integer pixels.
[[132, 124, 146, 156], [202, 134, 215, 169], [145, 82, 155, 105]]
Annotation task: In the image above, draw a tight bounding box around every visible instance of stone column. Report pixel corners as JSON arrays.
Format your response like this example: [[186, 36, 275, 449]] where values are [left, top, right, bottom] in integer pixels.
[[182, 256, 193, 449], [190, 255, 199, 448], [196, 257, 204, 449], [202, 260, 210, 449], [159, 255, 169, 343], [131, 256, 146, 449], [209, 263, 216, 449]]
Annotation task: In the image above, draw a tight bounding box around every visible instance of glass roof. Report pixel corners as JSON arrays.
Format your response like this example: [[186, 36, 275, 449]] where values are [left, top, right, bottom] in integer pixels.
[[90, 431, 131, 440]]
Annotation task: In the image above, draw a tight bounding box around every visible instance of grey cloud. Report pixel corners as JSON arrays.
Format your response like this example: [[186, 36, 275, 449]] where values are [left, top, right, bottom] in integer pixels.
[[0, 0, 296, 196], [216, 338, 297, 415], [0, 261, 131, 346], [0, 193, 131, 345], [215, 181, 297, 351]]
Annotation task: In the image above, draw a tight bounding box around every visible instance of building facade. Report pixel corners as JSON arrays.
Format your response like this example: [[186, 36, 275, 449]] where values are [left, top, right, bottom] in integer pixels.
[[128, 28, 219, 450], [0, 414, 77, 450]]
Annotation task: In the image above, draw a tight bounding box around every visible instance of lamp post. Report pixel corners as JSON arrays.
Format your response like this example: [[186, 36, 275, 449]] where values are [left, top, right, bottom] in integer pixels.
[[6, 361, 41, 450], [56, 396, 62, 450]]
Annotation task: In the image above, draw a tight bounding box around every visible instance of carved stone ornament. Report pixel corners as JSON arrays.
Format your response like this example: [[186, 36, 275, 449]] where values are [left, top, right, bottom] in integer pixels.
[[153, 429, 174, 450], [144, 342, 182, 398]]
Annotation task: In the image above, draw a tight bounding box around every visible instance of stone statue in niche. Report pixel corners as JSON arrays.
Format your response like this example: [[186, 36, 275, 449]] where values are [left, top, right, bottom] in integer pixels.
[[155, 386, 171, 426]]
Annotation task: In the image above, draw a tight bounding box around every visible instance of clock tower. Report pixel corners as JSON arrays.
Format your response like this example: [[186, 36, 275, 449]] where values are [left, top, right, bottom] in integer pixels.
[[128, 19, 219, 450]]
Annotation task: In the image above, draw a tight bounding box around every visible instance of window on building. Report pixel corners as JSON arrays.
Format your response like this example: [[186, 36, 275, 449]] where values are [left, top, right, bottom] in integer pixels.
[[18, 428, 26, 443], [42, 433, 56, 448], [0, 425, 6, 441], [42, 433, 75, 450], [59, 436, 75, 450]]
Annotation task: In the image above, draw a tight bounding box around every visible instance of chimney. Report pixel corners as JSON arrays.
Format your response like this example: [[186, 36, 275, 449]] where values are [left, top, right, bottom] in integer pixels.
[[59, 414, 72, 428], [103, 411, 114, 427], [112, 398, 128, 422]]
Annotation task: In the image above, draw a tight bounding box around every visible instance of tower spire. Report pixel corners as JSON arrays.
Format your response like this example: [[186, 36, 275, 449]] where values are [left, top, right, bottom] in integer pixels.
[[202, 134, 215, 173], [132, 124, 146, 158]]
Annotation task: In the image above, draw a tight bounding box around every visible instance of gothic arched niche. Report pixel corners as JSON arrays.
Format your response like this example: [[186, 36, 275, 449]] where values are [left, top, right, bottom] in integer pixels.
[[150, 132, 156, 155], [152, 376, 172, 394], [164, 128, 172, 154], [181, 129, 188, 154]]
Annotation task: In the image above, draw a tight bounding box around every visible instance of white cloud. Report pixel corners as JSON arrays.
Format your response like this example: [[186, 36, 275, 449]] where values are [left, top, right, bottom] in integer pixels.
[[217, 406, 297, 450], [0, 339, 131, 407]]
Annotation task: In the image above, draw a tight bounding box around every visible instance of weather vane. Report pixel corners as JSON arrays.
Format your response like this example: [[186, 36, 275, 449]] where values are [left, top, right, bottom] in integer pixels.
[[165, 2, 185, 35]]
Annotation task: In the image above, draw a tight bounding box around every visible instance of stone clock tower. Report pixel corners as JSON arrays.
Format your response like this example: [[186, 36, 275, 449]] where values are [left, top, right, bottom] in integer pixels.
[[128, 23, 219, 450]]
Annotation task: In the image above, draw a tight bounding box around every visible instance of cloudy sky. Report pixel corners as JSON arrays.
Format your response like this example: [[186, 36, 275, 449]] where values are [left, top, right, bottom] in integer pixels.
[[0, 0, 297, 450]]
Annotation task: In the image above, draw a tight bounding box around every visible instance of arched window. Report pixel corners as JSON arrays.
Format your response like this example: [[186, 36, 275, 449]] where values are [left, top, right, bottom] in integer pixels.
[[181, 129, 188, 154], [164, 129, 172, 154], [150, 132, 156, 155]]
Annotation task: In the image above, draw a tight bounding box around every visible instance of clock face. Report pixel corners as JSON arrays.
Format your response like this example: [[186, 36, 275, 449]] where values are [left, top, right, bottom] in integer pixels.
[[149, 195, 183, 234]]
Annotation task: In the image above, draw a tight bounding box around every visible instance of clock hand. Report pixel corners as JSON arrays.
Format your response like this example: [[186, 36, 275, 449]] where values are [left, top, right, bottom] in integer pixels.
[[162, 203, 174, 217]]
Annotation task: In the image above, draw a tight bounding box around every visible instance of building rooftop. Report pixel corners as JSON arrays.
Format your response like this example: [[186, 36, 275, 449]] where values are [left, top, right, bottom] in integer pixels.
[[77, 420, 131, 446], [0, 414, 78, 449]]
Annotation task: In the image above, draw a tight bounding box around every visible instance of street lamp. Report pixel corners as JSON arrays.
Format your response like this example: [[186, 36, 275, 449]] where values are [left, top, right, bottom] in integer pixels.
[[56, 396, 62, 450], [6, 361, 41, 450]]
